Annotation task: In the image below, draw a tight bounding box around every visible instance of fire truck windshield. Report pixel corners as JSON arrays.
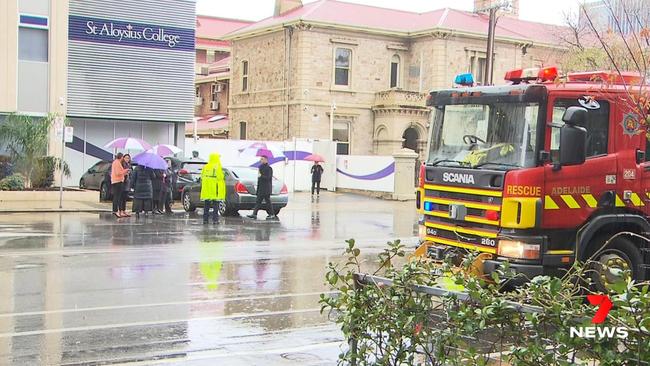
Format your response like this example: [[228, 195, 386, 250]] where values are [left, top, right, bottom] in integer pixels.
[[427, 102, 540, 170]]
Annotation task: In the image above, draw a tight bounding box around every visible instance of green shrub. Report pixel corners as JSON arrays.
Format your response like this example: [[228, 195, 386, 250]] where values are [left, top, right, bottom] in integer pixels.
[[0, 174, 25, 191], [321, 239, 650, 365]]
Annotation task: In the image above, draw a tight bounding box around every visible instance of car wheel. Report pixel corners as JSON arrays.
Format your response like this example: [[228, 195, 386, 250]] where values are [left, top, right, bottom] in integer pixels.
[[588, 235, 646, 292], [79, 179, 85, 189], [100, 183, 110, 201], [218, 201, 227, 216], [183, 192, 196, 212]]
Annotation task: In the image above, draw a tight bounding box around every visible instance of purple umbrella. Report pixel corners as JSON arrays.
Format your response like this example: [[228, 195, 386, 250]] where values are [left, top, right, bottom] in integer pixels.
[[133, 152, 168, 170], [105, 137, 152, 151]]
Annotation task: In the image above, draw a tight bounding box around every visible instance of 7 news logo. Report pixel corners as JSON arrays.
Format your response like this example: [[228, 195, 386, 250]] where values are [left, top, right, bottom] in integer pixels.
[[569, 295, 629, 339]]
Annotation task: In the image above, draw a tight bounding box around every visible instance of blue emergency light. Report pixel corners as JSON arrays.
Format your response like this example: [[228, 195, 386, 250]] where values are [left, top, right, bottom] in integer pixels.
[[423, 201, 434, 212], [454, 73, 474, 86]]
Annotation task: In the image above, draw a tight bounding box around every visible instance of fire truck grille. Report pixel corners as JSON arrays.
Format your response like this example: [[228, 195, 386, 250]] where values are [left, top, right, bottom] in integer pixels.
[[425, 189, 502, 205], [425, 214, 496, 231], [422, 184, 502, 252]]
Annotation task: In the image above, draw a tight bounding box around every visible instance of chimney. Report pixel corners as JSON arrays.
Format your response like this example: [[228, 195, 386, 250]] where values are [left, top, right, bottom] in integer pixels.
[[274, 0, 303, 16], [474, 0, 519, 18]]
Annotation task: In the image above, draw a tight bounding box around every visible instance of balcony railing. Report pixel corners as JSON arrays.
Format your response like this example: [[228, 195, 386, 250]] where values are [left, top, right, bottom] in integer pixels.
[[374, 89, 427, 109]]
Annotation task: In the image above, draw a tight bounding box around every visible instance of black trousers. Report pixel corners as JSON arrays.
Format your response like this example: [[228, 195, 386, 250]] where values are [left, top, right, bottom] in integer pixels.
[[119, 190, 127, 212], [112, 182, 123, 212], [252, 194, 274, 216], [311, 180, 321, 195], [161, 190, 172, 213], [203, 200, 220, 223]]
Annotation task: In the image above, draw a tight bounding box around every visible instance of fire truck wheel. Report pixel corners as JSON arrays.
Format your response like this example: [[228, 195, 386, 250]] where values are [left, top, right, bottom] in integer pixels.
[[588, 235, 645, 293]]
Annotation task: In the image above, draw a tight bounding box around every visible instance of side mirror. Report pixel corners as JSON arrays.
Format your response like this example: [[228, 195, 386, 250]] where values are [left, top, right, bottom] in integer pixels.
[[559, 123, 587, 166], [562, 106, 587, 126]]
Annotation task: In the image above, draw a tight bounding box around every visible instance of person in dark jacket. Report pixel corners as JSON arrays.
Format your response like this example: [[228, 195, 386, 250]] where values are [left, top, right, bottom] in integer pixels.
[[120, 154, 132, 216], [247, 156, 277, 220], [152, 169, 163, 214], [310, 161, 324, 195], [132, 165, 155, 217], [160, 160, 174, 214]]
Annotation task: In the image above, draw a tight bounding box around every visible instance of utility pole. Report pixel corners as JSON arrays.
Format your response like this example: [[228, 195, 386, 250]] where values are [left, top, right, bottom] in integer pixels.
[[484, 7, 497, 85], [477, 1, 511, 85]]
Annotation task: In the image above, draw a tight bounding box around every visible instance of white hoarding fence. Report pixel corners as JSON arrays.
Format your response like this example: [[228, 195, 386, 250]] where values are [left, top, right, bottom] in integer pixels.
[[336, 155, 395, 193]]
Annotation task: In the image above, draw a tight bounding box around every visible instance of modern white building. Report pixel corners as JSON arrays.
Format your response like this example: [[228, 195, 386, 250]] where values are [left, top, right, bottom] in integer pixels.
[[0, 0, 196, 186]]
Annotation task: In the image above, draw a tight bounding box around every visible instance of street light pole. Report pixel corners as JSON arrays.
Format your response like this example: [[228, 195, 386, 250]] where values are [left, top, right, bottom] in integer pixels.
[[329, 100, 336, 141]]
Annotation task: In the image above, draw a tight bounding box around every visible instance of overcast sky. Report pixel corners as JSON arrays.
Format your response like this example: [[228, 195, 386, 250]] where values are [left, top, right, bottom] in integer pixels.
[[196, 0, 580, 26]]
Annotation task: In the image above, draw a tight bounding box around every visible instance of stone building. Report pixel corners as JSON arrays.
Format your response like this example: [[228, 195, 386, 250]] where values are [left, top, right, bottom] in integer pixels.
[[226, 0, 566, 158], [191, 16, 252, 139]]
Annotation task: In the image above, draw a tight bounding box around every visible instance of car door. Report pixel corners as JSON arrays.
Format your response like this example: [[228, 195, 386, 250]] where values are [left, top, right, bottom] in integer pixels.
[[88, 162, 104, 189]]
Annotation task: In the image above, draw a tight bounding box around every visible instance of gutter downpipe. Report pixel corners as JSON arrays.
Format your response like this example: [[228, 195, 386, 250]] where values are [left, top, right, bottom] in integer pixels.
[[285, 25, 293, 140]]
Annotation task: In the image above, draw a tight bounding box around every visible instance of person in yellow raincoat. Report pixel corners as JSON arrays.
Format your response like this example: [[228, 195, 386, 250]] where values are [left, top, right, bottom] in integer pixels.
[[200, 153, 226, 224]]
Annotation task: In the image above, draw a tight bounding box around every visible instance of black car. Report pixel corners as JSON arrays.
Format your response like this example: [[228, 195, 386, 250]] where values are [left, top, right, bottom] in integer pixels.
[[79, 161, 136, 201], [181, 166, 289, 216], [164, 157, 207, 200], [79, 161, 111, 192]]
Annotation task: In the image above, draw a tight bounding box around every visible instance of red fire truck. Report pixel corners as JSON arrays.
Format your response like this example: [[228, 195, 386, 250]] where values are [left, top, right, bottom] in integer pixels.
[[416, 67, 649, 290]]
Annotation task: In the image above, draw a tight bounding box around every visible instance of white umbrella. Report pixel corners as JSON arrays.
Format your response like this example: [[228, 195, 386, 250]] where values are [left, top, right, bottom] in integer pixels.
[[105, 137, 152, 151], [150, 144, 182, 157]]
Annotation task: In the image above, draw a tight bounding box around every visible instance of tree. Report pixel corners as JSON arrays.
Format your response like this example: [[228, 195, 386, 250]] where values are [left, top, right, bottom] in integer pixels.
[[0, 114, 70, 188]]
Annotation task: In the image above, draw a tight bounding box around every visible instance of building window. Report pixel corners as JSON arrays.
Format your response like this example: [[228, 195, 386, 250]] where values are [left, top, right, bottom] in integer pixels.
[[240, 121, 247, 140], [469, 55, 486, 84], [195, 87, 200, 97], [206, 50, 215, 63], [333, 121, 350, 155], [18, 27, 48, 62], [242, 60, 249, 92], [334, 48, 351, 86], [211, 83, 220, 102], [390, 54, 400, 88]]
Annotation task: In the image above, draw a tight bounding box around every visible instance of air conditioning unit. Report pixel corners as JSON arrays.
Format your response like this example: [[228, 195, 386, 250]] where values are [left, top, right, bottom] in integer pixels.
[[200, 66, 209, 76], [194, 96, 202, 106], [210, 100, 220, 110]]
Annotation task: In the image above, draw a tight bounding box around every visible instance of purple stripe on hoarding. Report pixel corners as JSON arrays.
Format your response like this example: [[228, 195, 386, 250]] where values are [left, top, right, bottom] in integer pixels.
[[250, 150, 312, 167], [336, 162, 395, 181], [20, 15, 48, 27]]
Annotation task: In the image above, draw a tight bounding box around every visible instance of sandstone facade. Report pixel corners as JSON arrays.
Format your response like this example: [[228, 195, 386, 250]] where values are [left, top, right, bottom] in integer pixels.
[[228, 24, 563, 159]]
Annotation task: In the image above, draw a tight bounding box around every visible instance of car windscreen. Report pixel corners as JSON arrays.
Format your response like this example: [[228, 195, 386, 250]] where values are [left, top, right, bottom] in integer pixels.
[[181, 162, 206, 174], [229, 168, 259, 180]]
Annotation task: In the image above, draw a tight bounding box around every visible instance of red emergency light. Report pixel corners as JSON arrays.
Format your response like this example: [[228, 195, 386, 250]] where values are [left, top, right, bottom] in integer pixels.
[[567, 71, 643, 85], [504, 66, 558, 84]]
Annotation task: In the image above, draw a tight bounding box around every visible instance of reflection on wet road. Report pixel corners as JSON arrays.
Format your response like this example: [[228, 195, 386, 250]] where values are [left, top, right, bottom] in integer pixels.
[[0, 193, 417, 365]]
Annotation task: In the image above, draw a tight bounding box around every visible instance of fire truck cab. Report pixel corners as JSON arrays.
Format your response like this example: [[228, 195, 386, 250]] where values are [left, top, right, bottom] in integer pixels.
[[417, 67, 650, 290]]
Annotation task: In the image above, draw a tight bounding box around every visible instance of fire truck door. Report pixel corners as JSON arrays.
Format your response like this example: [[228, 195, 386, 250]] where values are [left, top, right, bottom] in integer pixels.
[[543, 98, 616, 229]]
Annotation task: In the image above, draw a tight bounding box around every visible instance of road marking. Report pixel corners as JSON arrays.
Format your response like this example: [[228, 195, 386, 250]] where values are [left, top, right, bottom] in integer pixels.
[[0, 308, 323, 338], [0, 291, 336, 318]]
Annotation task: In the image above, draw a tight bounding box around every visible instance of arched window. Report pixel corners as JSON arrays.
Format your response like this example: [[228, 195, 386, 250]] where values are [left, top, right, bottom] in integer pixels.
[[390, 54, 400, 88], [239, 121, 247, 140], [402, 126, 419, 152]]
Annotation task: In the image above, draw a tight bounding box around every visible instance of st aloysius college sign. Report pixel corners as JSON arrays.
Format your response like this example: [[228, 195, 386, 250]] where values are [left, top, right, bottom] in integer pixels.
[[68, 15, 194, 52]]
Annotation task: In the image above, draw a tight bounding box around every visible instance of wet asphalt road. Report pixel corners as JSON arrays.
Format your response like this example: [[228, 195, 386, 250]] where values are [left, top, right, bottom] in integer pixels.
[[0, 192, 418, 365]]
